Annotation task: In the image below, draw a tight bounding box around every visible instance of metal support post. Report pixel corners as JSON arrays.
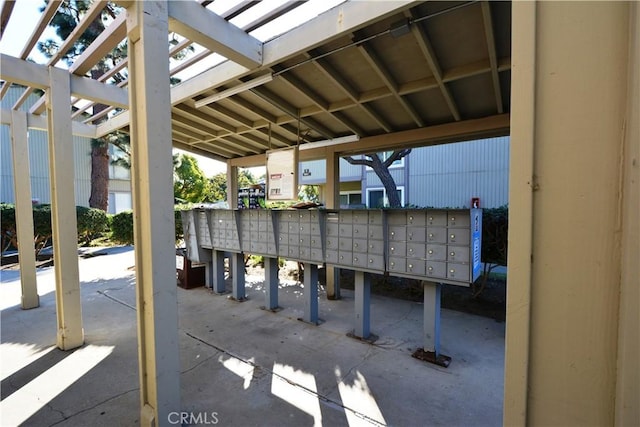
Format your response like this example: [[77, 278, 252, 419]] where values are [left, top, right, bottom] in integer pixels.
[[412, 281, 450, 367], [231, 252, 246, 301], [211, 250, 226, 294], [353, 271, 371, 339], [302, 263, 319, 324], [47, 67, 83, 350], [264, 257, 279, 310], [126, 1, 180, 424], [324, 149, 341, 299], [10, 110, 39, 310]]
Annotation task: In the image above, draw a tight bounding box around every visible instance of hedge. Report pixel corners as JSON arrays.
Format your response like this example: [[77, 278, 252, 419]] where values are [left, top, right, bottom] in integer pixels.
[[0, 203, 109, 254], [481, 205, 508, 266], [110, 206, 186, 245]]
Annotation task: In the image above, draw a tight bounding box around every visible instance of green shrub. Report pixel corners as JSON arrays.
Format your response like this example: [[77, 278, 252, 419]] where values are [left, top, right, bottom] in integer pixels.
[[1, 203, 17, 252], [111, 206, 187, 245], [76, 206, 110, 245], [481, 205, 508, 266], [3, 204, 111, 252], [110, 210, 134, 244]]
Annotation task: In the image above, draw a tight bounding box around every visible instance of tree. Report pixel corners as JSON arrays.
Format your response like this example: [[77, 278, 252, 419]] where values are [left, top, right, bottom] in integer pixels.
[[38, 0, 125, 211], [298, 185, 319, 203], [206, 169, 257, 203], [38, 0, 192, 210], [173, 154, 209, 203], [344, 149, 411, 208]]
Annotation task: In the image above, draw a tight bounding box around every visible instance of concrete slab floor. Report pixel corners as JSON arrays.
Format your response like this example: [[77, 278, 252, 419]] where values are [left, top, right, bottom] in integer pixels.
[[1, 247, 504, 426]]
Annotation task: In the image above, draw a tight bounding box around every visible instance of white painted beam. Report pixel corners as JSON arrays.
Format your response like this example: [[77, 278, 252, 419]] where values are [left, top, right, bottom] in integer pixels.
[[70, 13, 127, 76], [0, 54, 129, 111], [10, 110, 39, 310], [167, 1, 262, 69], [95, 111, 129, 137], [0, 109, 97, 137], [18, 0, 62, 60], [0, 54, 49, 89], [29, 13, 128, 115], [69, 73, 128, 109], [172, 1, 418, 105], [126, 2, 180, 424], [46, 66, 84, 351], [0, 0, 16, 40], [101, 1, 419, 137], [264, 1, 418, 65]]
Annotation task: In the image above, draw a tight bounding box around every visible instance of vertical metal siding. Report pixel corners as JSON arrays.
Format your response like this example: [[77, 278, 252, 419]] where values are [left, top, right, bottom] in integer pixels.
[[0, 86, 42, 112], [407, 137, 510, 208], [298, 157, 363, 184], [364, 167, 405, 187], [1, 124, 15, 202], [27, 130, 52, 204], [298, 159, 325, 185], [73, 135, 92, 206], [1, 87, 132, 208]]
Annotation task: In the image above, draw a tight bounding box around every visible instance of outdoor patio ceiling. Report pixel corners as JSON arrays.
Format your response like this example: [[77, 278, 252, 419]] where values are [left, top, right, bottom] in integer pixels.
[[0, 0, 511, 162]]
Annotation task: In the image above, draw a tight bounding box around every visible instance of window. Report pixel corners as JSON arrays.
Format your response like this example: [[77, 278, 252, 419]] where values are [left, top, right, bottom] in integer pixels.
[[108, 192, 132, 214], [367, 187, 404, 208], [339, 192, 363, 208], [366, 151, 405, 170], [109, 145, 131, 180]]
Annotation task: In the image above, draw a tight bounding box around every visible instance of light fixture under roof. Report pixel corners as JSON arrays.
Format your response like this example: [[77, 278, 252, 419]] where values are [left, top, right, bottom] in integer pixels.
[[194, 73, 273, 108]]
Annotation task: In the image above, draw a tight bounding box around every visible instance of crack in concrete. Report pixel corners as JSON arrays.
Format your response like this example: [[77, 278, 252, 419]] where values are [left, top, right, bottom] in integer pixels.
[[97, 290, 136, 310], [181, 351, 221, 375], [184, 331, 384, 426], [45, 402, 67, 423], [47, 387, 139, 427]]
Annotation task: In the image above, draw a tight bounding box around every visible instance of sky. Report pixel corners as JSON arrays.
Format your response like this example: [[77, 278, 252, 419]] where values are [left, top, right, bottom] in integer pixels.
[[0, 0, 343, 177]]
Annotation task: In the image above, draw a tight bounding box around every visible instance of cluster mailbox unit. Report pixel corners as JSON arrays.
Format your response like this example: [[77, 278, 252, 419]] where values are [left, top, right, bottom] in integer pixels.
[[275, 210, 325, 264], [182, 207, 482, 365], [325, 210, 386, 274], [387, 209, 482, 285]]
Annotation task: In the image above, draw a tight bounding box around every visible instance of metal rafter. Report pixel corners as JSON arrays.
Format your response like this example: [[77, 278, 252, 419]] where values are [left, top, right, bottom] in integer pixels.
[[480, 1, 503, 114], [174, 104, 239, 134], [175, 135, 244, 159], [406, 10, 461, 121], [170, 112, 221, 138], [173, 103, 287, 153], [277, 70, 365, 136], [186, 100, 291, 149], [249, 85, 334, 139], [197, 135, 256, 157], [355, 38, 424, 127], [308, 50, 393, 132]]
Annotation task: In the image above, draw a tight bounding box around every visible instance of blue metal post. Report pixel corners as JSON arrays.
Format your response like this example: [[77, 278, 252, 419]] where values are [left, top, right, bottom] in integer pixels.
[[303, 263, 319, 323], [211, 250, 226, 294], [231, 252, 246, 301], [354, 270, 371, 339], [264, 257, 279, 310]]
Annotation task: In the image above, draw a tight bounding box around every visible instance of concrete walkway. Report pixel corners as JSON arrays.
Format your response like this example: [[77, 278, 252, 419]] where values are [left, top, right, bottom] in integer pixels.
[[1, 247, 504, 426]]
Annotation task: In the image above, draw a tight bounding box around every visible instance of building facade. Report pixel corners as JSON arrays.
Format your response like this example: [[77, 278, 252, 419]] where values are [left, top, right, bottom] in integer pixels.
[[0, 86, 132, 213], [299, 136, 509, 209]]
